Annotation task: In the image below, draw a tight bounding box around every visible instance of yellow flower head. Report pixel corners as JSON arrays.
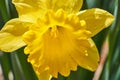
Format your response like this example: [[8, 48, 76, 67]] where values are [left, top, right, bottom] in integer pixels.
[[0, 0, 114, 79], [23, 9, 93, 77]]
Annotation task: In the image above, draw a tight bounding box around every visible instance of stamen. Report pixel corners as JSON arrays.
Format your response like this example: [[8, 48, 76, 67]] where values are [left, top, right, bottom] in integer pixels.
[[50, 26, 58, 38]]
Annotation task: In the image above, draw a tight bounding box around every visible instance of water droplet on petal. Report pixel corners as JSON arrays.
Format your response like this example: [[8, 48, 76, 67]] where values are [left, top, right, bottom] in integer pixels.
[[85, 50, 88, 56]]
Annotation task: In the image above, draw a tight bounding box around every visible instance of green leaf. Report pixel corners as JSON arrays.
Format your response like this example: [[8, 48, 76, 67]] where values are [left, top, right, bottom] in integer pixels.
[[10, 48, 38, 80], [100, 0, 120, 80], [86, 0, 102, 8], [0, 52, 11, 80], [0, 0, 11, 22]]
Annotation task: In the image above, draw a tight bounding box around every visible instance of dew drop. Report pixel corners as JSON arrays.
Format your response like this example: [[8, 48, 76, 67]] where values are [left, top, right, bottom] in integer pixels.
[[85, 50, 88, 56], [85, 53, 88, 56]]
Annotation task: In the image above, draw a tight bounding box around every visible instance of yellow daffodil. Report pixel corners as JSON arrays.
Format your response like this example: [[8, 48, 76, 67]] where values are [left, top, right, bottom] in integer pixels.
[[0, 0, 114, 80]]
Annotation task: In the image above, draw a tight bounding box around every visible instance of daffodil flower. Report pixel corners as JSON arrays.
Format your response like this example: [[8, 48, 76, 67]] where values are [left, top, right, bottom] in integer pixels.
[[0, 0, 114, 80]]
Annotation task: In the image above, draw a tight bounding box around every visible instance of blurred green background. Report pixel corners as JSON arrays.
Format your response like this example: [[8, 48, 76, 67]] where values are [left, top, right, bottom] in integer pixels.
[[0, 0, 120, 80]]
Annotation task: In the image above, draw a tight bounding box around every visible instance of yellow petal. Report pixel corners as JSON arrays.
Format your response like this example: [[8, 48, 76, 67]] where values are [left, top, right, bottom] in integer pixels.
[[12, 0, 45, 22], [0, 19, 30, 52], [77, 8, 114, 37], [36, 70, 52, 80], [71, 38, 99, 71], [12, 0, 83, 22], [45, 0, 83, 13], [13, 0, 83, 15], [12, 0, 45, 16]]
